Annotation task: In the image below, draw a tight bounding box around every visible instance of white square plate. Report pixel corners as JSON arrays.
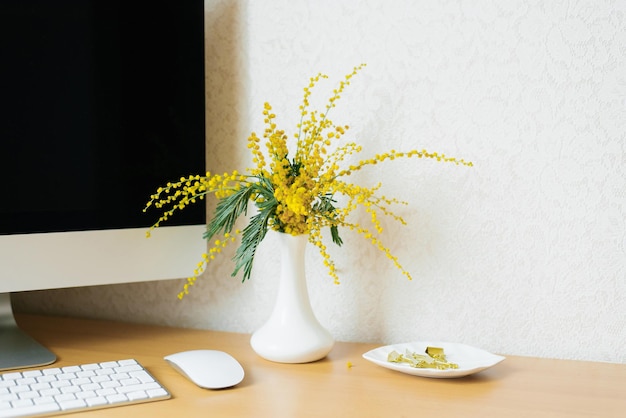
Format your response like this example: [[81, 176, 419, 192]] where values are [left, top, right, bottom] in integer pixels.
[[362, 341, 505, 378]]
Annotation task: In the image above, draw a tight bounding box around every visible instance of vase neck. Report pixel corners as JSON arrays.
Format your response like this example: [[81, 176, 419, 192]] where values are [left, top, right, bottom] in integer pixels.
[[277, 232, 308, 262], [274, 232, 312, 311]]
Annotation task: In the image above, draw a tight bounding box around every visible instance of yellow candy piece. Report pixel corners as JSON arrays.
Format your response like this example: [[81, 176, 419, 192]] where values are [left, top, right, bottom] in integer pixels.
[[426, 346, 447, 361]]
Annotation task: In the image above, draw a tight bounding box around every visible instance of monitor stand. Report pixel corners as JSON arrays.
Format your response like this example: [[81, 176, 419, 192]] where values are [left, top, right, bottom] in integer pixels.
[[0, 293, 56, 371]]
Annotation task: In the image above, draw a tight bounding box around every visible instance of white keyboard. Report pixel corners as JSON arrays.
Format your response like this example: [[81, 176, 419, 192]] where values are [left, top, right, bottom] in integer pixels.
[[0, 359, 170, 417]]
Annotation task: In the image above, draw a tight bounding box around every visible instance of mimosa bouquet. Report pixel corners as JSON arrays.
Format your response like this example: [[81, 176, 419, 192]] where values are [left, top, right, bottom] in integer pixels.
[[144, 64, 472, 299]]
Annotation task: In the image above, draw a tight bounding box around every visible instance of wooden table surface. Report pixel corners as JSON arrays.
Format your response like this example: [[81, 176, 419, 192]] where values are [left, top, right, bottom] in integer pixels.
[[14, 314, 626, 417]]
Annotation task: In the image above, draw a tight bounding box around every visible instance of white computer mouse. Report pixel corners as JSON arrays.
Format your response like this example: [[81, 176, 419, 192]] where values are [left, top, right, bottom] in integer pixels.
[[164, 349, 244, 389]]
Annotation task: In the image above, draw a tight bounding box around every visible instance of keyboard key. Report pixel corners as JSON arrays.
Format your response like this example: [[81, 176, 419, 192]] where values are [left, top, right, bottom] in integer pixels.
[[10, 400, 33, 409], [75, 390, 97, 400], [105, 394, 128, 404], [99, 361, 119, 369], [147, 388, 169, 398], [127, 391, 149, 401], [32, 396, 56, 405], [95, 388, 117, 397], [39, 388, 61, 397], [0, 402, 60, 418], [85, 396, 108, 407], [54, 393, 77, 403], [58, 399, 87, 411], [119, 378, 140, 386]]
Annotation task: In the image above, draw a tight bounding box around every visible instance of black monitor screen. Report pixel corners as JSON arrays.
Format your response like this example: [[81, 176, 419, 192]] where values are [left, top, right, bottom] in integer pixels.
[[0, 0, 206, 234]]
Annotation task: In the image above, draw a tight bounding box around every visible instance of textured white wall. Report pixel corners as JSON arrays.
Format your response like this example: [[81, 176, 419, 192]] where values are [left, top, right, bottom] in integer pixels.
[[16, 0, 626, 364]]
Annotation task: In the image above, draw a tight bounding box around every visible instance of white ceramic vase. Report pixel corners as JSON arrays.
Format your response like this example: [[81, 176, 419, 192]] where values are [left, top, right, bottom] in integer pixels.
[[250, 232, 334, 363]]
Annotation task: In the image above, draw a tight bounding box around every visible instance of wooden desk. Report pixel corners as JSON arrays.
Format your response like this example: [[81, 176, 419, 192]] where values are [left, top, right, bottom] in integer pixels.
[[15, 315, 626, 417]]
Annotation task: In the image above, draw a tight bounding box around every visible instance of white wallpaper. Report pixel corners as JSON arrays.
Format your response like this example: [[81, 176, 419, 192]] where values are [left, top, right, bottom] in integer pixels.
[[15, 0, 626, 364]]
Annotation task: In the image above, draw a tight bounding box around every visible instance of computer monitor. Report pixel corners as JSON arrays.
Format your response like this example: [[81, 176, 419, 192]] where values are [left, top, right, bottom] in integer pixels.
[[0, 0, 207, 370]]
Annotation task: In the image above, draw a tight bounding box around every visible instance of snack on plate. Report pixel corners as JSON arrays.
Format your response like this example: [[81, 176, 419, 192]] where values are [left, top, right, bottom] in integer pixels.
[[387, 346, 459, 370]]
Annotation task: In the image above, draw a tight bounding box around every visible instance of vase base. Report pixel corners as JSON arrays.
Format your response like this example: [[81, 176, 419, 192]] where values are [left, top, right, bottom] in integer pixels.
[[250, 329, 334, 364]]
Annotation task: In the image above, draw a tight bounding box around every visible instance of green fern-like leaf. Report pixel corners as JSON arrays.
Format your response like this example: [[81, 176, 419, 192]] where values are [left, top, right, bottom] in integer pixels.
[[204, 185, 255, 242], [330, 224, 343, 246], [232, 208, 273, 282]]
